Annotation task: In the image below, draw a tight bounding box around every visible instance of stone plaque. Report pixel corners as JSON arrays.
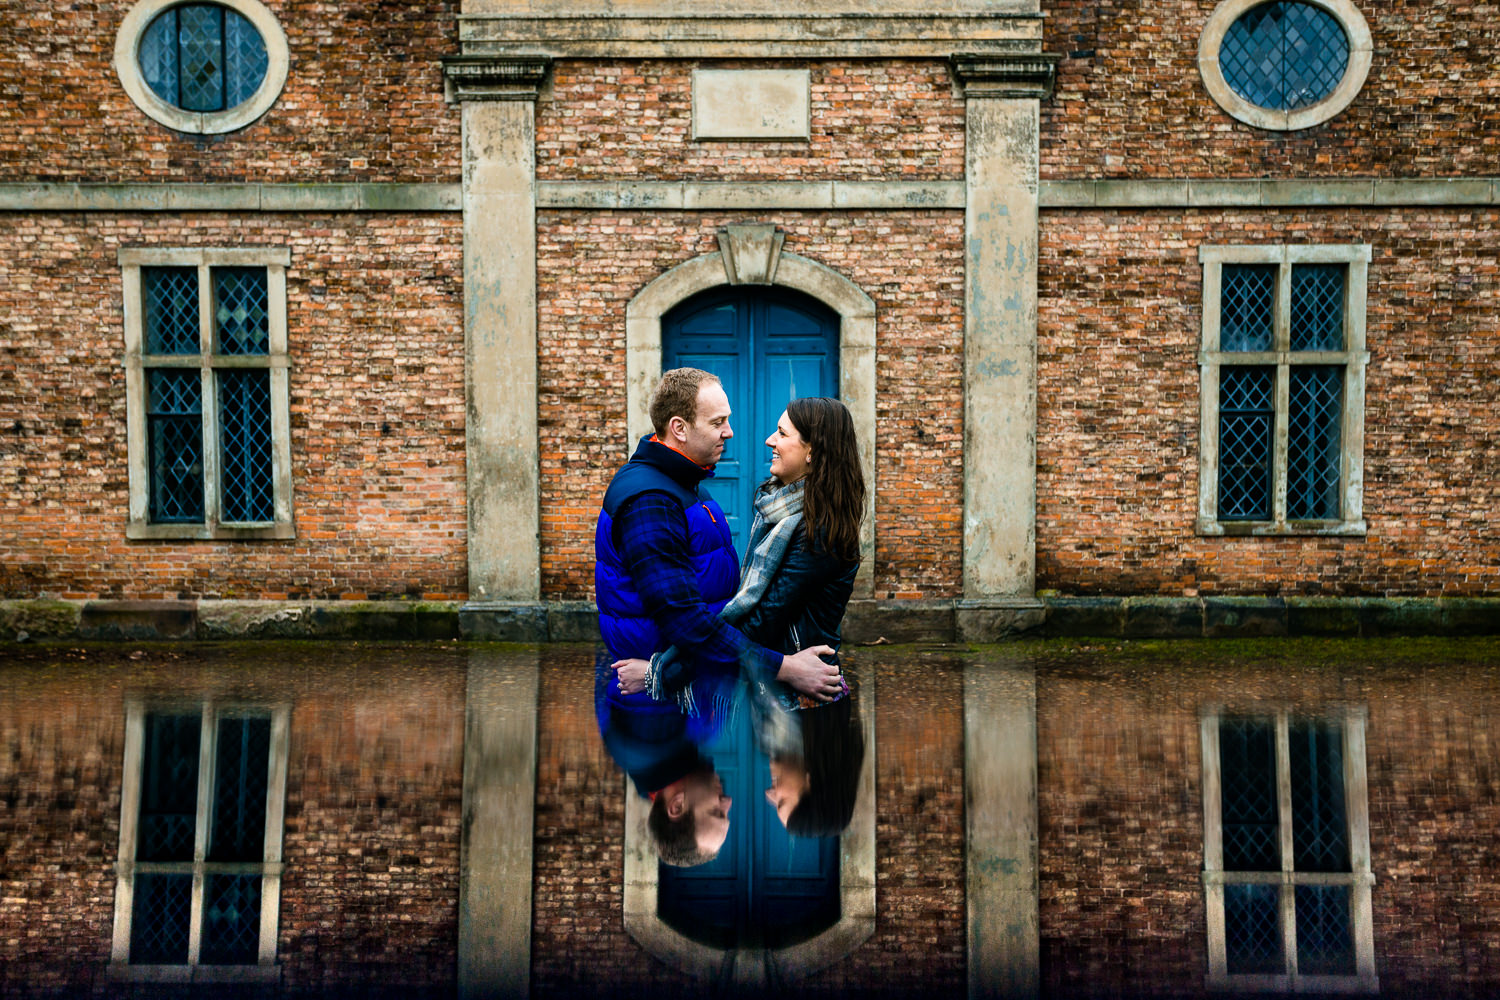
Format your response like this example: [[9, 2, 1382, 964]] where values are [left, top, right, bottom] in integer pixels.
[[692, 69, 811, 140]]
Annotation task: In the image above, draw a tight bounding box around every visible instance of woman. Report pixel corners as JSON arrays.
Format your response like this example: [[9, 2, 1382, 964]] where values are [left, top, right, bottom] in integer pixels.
[[615, 395, 866, 708]]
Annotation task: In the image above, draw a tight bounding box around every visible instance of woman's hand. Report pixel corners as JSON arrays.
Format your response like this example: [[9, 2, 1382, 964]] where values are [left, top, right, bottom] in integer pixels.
[[776, 645, 842, 702], [612, 657, 650, 696]]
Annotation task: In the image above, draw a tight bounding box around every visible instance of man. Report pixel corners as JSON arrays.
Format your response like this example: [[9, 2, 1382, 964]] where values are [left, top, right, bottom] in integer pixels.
[[594, 367, 840, 863]]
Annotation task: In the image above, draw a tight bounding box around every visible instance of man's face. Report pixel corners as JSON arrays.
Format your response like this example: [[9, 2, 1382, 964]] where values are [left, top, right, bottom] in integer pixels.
[[674, 382, 733, 467], [686, 768, 732, 855]]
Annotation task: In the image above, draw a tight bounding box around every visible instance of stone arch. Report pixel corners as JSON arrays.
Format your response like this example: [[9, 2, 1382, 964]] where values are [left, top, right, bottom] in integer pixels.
[[624, 234, 877, 597]]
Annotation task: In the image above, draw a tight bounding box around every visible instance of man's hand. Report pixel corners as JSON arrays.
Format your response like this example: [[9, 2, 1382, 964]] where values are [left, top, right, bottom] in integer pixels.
[[776, 645, 842, 702], [612, 657, 650, 696]]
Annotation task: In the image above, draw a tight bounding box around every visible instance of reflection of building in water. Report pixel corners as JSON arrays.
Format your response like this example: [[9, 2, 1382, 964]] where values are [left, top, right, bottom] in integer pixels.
[[2, 642, 1499, 997]]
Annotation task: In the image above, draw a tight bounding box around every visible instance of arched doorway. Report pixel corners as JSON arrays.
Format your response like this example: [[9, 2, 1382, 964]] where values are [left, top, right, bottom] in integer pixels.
[[662, 285, 840, 553]]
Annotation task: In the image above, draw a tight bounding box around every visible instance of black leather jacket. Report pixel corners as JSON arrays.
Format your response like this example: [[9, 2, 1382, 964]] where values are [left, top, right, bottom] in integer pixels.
[[735, 523, 859, 658]]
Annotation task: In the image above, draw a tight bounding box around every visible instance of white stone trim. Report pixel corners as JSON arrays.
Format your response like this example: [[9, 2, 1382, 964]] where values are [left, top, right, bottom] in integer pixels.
[[624, 246, 877, 597], [1196, 244, 1370, 537], [1198, 0, 1372, 131], [1200, 707, 1377, 993], [109, 701, 291, 981], [115, 0, 289, 134], [118, 246, 295, 540]]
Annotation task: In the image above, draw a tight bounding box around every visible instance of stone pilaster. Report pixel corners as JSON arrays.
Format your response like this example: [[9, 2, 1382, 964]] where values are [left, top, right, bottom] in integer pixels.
[[953, 54, 1057, 609], [444, 57, 549, 602]]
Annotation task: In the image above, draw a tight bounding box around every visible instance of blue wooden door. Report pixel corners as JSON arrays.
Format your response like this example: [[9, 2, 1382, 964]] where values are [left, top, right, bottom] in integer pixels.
[[662, 287, 840, 554], [658, 286, 842, 947]]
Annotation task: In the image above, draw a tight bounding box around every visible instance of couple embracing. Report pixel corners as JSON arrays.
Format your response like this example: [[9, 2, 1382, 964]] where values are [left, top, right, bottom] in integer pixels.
[[595, 367, 866, 866]]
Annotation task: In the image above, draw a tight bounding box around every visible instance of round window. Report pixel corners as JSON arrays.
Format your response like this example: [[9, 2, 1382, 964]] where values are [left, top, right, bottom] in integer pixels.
[[115, 0, 288, 134], [140, 4, 268, 113], [1198, 0, 1371, 131]]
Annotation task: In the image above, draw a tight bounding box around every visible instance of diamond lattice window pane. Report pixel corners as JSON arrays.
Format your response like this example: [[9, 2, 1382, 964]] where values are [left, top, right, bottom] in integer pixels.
[[1291, 265, 1346, 351], [200, 874, 263, 965], [218, 370, 275, 523], [1217, 367, 1275, 522], [1220, 718, 1280, 871], [223, 9, 269, 107], [1296, 885, 1356, 975], [131, 873, 194, 964], [1287, 366, 1342, 520], [1221, 265, 1276, 352], [148, 370, 204, 524], [177, 4, 225, 113], [209, 716, 271, 862], [1289, 720, 1349, 872], [1225, 883, 1284, 975], [144, 267, 200, 356], [140, 12, 181, 107], [1221, 1, 1349, 111], [138, 714, 201, 862], [214, 267, 269, 356]]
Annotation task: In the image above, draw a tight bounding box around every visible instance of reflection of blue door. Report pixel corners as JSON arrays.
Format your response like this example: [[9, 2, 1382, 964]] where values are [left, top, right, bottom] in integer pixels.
[[662, 287, 840, 554], [658, 691, 840, 949]]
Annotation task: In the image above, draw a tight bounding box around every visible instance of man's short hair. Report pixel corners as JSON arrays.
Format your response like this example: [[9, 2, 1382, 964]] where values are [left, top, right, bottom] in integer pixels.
[[649, 368, 721, 437], [647, 793, 717, 867]]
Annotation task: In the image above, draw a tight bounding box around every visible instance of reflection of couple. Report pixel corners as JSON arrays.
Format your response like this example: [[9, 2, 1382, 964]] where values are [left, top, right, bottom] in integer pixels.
[[595, 368, 865, 865]]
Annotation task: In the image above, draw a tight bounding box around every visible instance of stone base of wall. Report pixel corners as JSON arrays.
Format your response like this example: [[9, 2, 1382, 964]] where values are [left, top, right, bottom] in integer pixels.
[[4, 596, 1500, 644]]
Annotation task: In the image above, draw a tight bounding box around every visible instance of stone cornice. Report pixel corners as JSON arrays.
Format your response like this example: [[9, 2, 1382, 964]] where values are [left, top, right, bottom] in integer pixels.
[[457, 14, 1042, 59], [950, 52, 1061, 100], [442, 55, 552, 102]]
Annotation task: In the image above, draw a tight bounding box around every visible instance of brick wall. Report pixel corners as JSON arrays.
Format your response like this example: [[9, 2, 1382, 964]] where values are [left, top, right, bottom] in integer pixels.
[[1042, 0, 1500, 179], [0, 213, 467, 601], [0, 1, 460, 184], [1037, 641, 1500, 996], [0, 644, 466, 996], [1036, 208, 1500, 597], [536, 211, 967, 602], [536, 60, 965, 183]]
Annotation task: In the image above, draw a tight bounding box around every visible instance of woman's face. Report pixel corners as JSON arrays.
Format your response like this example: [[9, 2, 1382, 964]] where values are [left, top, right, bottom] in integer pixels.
[[766, 410, 812, 484], [765, 758, 810, 827]]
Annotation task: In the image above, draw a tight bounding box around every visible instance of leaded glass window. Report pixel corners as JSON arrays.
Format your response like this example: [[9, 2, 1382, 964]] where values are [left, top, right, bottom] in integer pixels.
[[1198, 246, 1370, 536], [113, 705, 289, 978], [1202, 711, 1376, 990], [139, 3, 268, 114], [121, 248, 292, 540], [1220, 1, 1349, 112]]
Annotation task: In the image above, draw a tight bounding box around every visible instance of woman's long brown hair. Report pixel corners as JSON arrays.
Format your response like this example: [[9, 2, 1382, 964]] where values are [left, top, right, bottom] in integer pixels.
[[785, 396, 865, 561]]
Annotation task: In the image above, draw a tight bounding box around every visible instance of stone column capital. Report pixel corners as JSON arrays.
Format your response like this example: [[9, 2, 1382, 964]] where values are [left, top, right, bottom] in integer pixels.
[[950, 52, 1061, 100], [443, 55, 551, 102]]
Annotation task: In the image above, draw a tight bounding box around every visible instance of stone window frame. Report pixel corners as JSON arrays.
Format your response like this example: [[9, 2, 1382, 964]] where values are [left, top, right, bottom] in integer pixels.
[[1196, 244, 1371, 537], [1199, 707, 1378, 993], [1197, 0, 1373, 131], [119, 247, 295, 540], [108, 700, 291, 983], [114, 0, 290, 135]]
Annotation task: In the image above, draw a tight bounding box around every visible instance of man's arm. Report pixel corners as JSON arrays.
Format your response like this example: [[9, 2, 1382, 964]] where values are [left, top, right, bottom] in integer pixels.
[[614, 492, 782, 682]]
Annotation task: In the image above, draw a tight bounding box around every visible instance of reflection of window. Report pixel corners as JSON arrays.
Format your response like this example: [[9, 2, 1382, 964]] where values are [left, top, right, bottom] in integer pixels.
[[120, 248, 294, 540], [114, 0, 288, 134], [110, 704, 289, 980], [1200, 710, 1377, 992], [1198, 0, 1372, 131], [140, 4, 268, 113], [1197, 245, 1370, 536]]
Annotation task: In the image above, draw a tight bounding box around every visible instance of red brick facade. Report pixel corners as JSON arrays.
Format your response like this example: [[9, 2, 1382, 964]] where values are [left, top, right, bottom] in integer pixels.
[[537, 210, 966, 602], [1037, 209, 1500, 598], [0, 214, 467, 601]]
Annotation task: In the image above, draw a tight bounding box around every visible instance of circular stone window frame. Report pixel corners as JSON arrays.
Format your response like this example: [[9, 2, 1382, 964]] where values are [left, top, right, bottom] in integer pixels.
[[114, 0, 289, 134], [1198, 0, 1372, 131]]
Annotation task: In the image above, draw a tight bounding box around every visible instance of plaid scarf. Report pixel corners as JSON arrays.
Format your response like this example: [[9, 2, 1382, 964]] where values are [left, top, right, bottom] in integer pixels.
[[721, 478, 805, 625]]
